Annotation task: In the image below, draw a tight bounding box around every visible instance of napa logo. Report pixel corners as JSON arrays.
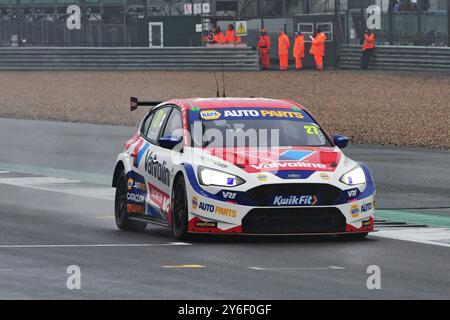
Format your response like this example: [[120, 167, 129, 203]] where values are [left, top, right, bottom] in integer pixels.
[[200, 110, 221, 120], [127, 178, 134, 191], [192, 196, 198, 209], [351, 205, 360, 218]]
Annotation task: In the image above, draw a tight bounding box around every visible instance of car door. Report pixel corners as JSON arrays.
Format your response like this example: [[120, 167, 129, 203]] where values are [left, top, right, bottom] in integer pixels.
[[140, 106, 173, 222]]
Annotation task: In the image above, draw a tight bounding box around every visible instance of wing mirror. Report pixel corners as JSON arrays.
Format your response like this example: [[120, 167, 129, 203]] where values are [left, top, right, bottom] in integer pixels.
[[333, 134, 350, 149], [158, 136, 183, 150]]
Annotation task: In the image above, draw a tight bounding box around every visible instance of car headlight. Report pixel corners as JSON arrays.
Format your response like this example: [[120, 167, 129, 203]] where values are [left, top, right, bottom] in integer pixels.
[[339, 166, 366, 185], [197, 166, 245, 187]]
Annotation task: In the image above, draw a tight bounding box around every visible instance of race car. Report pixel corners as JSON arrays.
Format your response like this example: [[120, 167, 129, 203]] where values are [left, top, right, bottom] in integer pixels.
[[112, 97, 375, 240]]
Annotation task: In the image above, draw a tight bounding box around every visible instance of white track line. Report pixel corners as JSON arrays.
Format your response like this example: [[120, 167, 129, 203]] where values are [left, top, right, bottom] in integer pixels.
[[0, 242, 191, 248], [372, 228, 450, 248], [0, 176, 114, 200], [249, 266, 345, 271]]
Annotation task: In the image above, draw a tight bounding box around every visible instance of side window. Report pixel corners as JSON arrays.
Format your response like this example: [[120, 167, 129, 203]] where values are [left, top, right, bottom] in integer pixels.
[[146, 107, 170, 143], [162, 108, 183, 138], [141, 113, 154, 136]]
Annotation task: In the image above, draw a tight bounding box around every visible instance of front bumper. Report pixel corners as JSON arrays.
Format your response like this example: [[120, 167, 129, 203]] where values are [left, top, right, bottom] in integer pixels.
[[187, 191, 375, 235]]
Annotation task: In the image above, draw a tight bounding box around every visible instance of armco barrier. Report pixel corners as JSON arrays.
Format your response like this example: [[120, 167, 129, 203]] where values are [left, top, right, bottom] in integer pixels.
[[0, 47, 259, 71], [339, 45, 450, 72]]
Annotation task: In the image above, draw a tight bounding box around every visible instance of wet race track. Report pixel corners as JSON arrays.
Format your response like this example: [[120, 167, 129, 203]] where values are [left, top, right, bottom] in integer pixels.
[[0, 118, 449, 299]]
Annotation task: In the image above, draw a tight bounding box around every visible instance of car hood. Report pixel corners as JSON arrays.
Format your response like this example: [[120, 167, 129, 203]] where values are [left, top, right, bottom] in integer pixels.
[[201, 146, 342, 174]]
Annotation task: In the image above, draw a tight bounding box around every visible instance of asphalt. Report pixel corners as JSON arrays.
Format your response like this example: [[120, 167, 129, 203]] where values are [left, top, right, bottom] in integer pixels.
[[0, 118, 449, 299]]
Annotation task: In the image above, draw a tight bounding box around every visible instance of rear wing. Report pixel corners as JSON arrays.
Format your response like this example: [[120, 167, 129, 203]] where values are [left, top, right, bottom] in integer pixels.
[[130, 97, 163, 112]]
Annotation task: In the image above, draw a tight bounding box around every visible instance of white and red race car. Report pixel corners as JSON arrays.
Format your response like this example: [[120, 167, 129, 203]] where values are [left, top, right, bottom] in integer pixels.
[[112, 97, 375, 239]]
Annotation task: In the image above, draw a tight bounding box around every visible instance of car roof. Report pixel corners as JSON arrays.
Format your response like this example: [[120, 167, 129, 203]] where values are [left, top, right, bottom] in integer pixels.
[[168, 98, 306, 111]]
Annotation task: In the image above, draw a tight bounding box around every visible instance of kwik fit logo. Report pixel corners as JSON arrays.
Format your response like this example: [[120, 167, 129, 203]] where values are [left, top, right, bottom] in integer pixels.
[[272, 195, 319, 206]]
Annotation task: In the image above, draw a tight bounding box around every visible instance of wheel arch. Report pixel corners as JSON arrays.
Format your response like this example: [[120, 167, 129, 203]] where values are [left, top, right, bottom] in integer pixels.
[[112, 161, 125, 188]]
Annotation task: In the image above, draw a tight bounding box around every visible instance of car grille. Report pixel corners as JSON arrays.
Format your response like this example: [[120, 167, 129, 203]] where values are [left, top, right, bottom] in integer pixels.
[[242, 207, 346, 234], [246, 184, 341, 206]]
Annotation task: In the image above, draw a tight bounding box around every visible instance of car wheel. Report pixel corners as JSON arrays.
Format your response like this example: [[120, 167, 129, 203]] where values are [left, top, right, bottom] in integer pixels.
[[337, 232, 369, 241], [172, 177, 189, 240], [114, 170, 147, 232]]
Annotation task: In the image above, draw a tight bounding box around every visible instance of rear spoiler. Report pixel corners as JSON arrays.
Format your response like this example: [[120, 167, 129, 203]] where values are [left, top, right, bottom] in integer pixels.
[[130, 96, 163, 112]]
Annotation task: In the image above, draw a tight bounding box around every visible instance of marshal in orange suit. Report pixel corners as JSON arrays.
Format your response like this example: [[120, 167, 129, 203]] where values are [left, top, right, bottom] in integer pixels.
[[278, 29, 290, 71], [309, 29, 327, 71], [293, 32, 305, 70]]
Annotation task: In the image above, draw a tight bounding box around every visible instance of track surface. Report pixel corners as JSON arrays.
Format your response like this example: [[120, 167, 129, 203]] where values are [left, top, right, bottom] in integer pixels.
[[0, 118, 449, 299]]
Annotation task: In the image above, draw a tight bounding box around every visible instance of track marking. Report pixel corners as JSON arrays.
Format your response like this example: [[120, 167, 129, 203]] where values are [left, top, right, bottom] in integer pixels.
[[161, 264, 205, 268], [249, 266, 345, 271], [0, 242, 191, 249], [372, 228, 450, 248], [0, 174, 114, 200]]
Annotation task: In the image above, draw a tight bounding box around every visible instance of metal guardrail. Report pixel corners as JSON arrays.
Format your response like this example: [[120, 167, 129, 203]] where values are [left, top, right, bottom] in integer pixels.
[[339, 45, 450, 72], [0, 47, 260, 71]]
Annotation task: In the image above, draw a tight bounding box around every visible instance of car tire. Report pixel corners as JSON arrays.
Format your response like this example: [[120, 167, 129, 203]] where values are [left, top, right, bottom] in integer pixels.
[[337, 232, 369, 241], [172, 176, 189, 240], [114, 170, 147, 232]]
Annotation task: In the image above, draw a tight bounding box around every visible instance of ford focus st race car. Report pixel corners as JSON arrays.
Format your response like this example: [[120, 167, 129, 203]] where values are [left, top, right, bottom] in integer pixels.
[[112, 97, 375, 240]]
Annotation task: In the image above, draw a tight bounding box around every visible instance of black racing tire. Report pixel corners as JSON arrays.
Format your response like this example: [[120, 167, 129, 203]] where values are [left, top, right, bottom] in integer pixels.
[[337, 232, 369, 241], [172, 176, 189, 240], [114, 170, 147, 232]]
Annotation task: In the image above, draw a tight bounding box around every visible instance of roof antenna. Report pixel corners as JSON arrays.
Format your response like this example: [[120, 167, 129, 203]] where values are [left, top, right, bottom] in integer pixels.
[[221, 54, 226, 98], [213, 72, 220, 98]]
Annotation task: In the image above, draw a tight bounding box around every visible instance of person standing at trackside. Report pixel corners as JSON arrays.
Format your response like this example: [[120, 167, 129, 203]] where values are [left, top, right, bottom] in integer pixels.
[[309, 28, 327, 71], [361, 29, 375, 70], [213, 26, 225, 44], [293, 31, 305, 70], [278, 28, 290, 71], [258, 29, 271, 70], [224, 24, 241, 44]]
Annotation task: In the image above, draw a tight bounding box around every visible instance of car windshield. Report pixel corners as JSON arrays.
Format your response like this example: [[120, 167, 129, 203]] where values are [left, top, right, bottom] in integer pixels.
[[189, 108, 331, 148]]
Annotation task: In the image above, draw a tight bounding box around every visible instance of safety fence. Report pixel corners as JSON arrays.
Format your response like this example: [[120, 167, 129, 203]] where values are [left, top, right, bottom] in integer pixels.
[[0, 47, 259, 71], [338, 44, 450, 72]]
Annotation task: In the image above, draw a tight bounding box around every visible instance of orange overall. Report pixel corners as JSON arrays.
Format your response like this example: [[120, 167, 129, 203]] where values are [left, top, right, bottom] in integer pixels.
[[224, 30, 241, 44], [309, 32, 327, 71], [278, 33, 290, 70], [213, 32, 225, 44], [258, 34, 271, 70], [293, 34, 305, 70]]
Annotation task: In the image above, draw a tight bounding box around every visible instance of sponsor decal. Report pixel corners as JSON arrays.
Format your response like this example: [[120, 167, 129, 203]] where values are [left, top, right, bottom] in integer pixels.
[[127, 192, 145, 203], [320, 172, 330, 180], [197, 201, 237, 218], [287, 173, 302, 179], [214, 206, 237, 218], [199, 202, 214, 212], [347, 188, 358, 198], [222, 109, 304, 119], [257, 174, 268, 182], [362, 219, 372, 227], [251, 161, 327, 170], [224, 109, 259, 117], [200, 110, 221, 120], [192, 196, 198, 209], [260, 110, 304, 119], [272, 195, 318, 206], [194, 221, 218, 228], [133, 181, 146, 191], [351, 205, 360, 218], [127, 178, 134, 191], [361, 202, 373, 213], [144, 151, 171, 186], [222, 191, 237, 200], [149, 183, 170, 215], [127, 203, 145, 214]]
